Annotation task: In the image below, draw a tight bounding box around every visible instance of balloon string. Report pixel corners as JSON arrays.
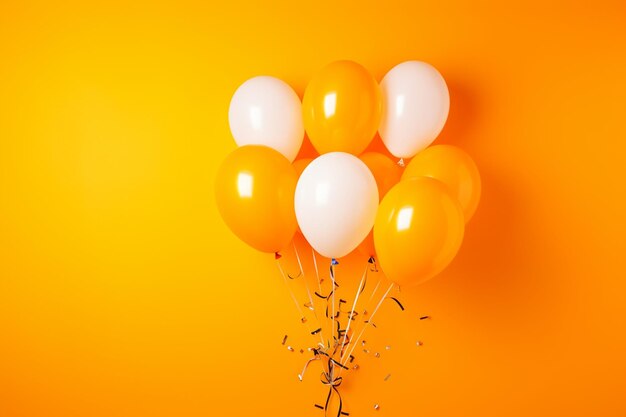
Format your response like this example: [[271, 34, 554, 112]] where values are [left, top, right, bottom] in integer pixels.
[[294, 242, 316, 316], [338, 262, 379, 367], [337, 264, 368, 360], [299, 356, 320, 381], [312, 249, 332, 347], [293, 242, 325, 346], [340, 283, 395, 368], [330, 261, 336, 348], [312, 248, 323, 294], [364, 273, 382, 309], [276, 260, 307, 324]]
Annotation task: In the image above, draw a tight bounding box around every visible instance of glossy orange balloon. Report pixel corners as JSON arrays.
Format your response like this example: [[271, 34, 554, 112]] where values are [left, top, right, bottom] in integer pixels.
[[373, 177, 464, 287], [215, 145, 298, 253], [357, 152, 402, 258], [302, 60, 381, 155], [402, 145, 481, 222]]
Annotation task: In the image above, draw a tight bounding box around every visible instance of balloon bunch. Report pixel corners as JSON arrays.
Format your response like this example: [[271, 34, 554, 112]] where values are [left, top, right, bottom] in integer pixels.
[[216, 60, 481, 415]]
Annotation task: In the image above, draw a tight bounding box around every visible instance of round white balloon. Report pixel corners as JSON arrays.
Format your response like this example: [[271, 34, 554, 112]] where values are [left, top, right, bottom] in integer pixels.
[[228, 76, 304, 162], [295, 152, 379, 259], [379, 61, 450, 159]]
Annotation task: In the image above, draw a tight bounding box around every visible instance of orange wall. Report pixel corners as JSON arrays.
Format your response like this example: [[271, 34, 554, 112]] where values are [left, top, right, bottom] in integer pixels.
[[1, 1, 626, 416]]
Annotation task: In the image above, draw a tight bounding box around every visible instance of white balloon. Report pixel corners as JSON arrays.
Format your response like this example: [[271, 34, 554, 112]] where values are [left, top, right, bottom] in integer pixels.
[[295, 152, 379, 259], [228, 76, 304, 162], [379, 61, 450, 159]]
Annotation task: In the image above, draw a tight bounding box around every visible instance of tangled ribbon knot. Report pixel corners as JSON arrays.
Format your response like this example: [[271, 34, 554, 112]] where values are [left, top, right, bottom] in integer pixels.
[[320, 371, 343, 387], [319, 360, 348, 417]]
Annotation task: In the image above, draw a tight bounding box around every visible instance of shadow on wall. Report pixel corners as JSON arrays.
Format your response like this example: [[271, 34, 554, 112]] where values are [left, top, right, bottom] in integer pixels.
[[436, 77, 480, 149], [402, 77, 557, 332]]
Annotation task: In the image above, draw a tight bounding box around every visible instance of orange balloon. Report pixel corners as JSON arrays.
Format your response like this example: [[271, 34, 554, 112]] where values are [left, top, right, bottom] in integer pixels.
[[215, 145, 298, 253], [402, 145, 481, 222], [302, 60, 381, 155], [292, 158, 313, 235], [373, 177, 464, 287], [357, 152, 402, 258], [292, 158, 313, 178]]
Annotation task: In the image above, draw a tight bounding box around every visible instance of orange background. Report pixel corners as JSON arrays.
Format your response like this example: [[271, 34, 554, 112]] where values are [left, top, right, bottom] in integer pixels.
[[2, 1, 626, 416]]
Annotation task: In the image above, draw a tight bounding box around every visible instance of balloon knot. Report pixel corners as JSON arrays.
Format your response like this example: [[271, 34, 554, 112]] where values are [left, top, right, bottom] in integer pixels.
[[331, 258, 339, 266], [397, 158, 405, 167], [368, 256, 376, 264], [275, 252, 282, 260]]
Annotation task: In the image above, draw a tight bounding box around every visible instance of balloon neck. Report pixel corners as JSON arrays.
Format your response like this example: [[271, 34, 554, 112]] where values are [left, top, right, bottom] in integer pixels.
[[368, 256, 378, 272], [397, 158, 405, 167], [331, 258, 339, 266]]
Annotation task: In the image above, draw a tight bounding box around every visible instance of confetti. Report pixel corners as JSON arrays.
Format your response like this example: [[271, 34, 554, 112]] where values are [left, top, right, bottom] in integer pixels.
[[315, 290, 333, 299], [288, 271, 302, 279], [387, 296, 405, 311], [374, 352, 380, 358], [416, 341, 423, 347], [385, 345, 391, 350], [420, 315, 431, 320], [384, 374, 391, 382], [374, 404, 380, 411], [301, 317, 308, 324], [287, 346, 295, 352], [352, 364, 360, 370], [282, 335, 288, 345]]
